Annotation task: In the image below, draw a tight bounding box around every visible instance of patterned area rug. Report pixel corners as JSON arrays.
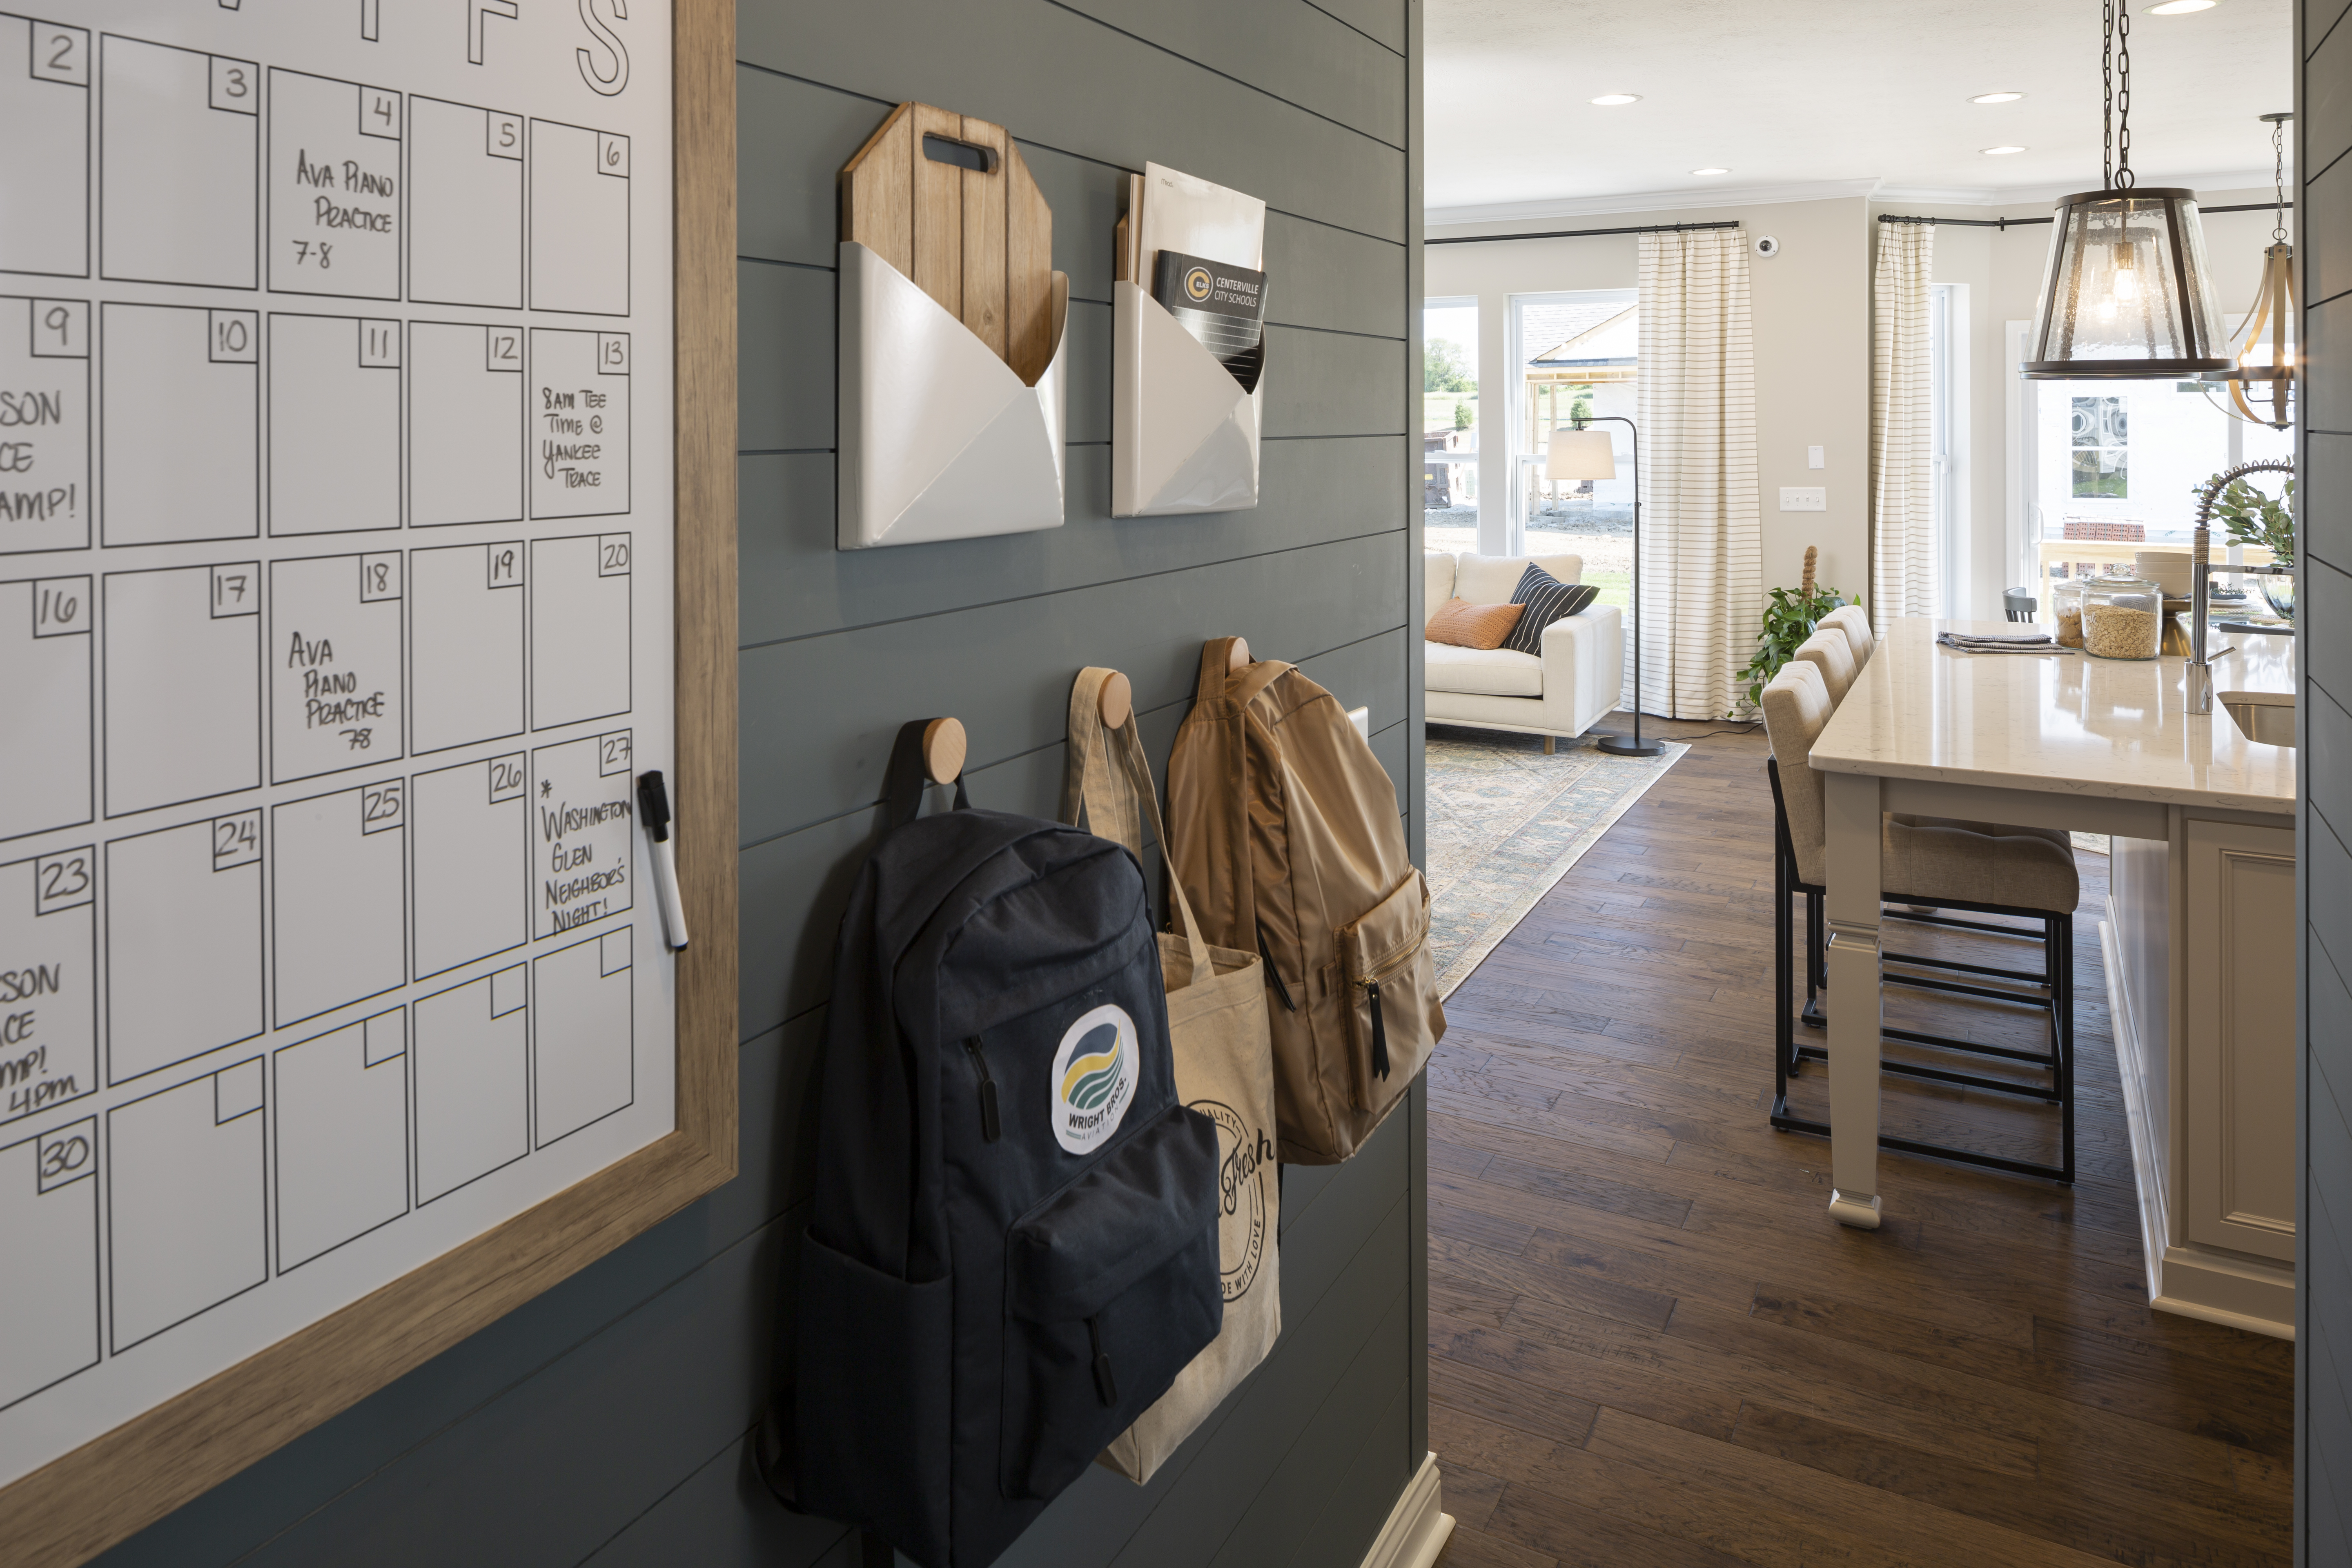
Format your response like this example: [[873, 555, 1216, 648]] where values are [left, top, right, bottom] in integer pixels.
[[1424, 724, 1689, 998]]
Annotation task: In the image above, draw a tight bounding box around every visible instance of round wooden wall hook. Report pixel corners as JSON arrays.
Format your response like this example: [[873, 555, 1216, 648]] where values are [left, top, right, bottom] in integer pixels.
[[1227, 637, 1251, 671], [1098, 671, 1132, 728], [921, 716, 967, 784]]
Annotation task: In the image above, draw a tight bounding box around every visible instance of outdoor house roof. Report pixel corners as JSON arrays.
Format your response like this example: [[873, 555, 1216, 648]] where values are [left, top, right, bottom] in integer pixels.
[[1527, 303, 1638, 383]]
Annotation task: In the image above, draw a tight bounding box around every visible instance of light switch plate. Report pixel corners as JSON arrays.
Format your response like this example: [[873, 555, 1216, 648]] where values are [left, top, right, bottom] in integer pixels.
[[1807, 445, 1825, 469], [1348, 705, 1370, 739], [1780, 486, 1827, 512]]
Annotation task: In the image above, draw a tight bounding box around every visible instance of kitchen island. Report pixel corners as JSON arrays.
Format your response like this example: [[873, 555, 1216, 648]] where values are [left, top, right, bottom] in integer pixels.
[[1806, 619, 2298, 1337]]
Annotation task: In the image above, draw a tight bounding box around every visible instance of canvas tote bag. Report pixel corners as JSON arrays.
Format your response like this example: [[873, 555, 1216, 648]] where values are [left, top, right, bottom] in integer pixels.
[[1061, 669, 1281, 1483]]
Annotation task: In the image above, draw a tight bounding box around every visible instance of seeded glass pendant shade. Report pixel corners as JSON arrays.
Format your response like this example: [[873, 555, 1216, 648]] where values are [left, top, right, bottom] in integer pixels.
[[2020, 0, 2229, 381], [2022, 188, 2230, 378]]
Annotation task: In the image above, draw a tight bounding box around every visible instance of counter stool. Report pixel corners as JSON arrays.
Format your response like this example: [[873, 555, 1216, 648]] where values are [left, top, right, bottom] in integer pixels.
[[1819, 604, 1875, 667], [1792, 627, 1858, 704], [1759, 662, 2077, 1183]]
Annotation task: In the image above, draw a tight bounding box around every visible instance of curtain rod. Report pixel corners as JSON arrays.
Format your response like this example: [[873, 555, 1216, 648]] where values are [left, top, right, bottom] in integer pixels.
[[1425, 219, 1741, 246], [1877, 200, 2292, 231]]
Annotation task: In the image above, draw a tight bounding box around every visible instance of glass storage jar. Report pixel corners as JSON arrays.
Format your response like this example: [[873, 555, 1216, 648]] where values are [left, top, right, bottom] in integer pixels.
[[2081, 578, 2163, 660], [2050, 579, 2087, 648]]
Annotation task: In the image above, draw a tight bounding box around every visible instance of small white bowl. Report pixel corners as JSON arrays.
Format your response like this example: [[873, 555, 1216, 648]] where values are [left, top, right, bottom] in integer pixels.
[[2136, 549, 2194, 598]]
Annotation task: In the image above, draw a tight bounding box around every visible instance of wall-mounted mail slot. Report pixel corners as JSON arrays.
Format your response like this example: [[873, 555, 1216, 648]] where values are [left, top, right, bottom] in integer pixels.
[[1112, 163, 1265, 517]]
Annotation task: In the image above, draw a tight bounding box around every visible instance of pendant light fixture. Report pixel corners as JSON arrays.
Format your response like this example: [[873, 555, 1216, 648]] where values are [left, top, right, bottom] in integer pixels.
[[2201, 113, 2298, 429], [2021, 0, 2230, 380]]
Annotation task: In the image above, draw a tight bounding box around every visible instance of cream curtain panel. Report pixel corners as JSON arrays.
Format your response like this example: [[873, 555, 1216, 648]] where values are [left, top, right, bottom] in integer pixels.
[[1871, 221, 1936, 625], [1635, 228, 1760, 719]]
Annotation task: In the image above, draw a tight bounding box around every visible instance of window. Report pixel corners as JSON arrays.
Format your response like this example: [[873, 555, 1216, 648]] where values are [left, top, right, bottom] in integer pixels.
[[1507, 289, 1636, 610], [1422, 299, 1479, 553], [2070, 396, 2129, 499]]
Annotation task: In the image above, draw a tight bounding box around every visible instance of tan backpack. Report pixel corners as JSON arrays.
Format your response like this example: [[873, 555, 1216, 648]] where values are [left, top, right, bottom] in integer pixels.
[[1165, 638, 1444, 1164]]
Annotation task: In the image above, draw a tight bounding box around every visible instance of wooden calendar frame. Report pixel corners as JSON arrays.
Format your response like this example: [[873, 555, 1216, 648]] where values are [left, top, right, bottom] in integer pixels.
[[0, 4, 738, 1561]]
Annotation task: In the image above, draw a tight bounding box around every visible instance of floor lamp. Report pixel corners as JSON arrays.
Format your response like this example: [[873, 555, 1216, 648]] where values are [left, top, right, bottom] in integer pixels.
[[1548, 420, 1663, 757]]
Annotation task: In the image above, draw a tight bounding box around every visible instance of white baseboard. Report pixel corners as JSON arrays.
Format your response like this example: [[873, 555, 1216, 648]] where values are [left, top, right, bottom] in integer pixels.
[[1358, 1452, 1455, 1568]]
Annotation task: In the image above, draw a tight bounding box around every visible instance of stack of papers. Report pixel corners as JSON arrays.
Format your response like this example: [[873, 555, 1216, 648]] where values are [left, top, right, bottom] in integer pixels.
[[1935, 631, 2076, 655]]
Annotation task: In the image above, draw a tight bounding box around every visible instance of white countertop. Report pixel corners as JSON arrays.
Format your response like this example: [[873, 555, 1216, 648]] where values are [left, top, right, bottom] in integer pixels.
[[1809, 617, 2297, 815]]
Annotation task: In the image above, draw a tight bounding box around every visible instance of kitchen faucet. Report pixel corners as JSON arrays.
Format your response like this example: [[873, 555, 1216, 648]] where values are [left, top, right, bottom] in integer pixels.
[[2187, 459, 2296, 715]]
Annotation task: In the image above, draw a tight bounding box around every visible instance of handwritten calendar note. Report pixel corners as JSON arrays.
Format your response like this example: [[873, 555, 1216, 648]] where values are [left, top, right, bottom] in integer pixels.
[[0, 0, 675, 1486]]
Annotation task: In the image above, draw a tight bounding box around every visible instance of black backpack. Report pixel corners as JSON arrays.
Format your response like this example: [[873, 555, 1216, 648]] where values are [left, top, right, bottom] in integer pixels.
[[762, 722, 1224, 1568]]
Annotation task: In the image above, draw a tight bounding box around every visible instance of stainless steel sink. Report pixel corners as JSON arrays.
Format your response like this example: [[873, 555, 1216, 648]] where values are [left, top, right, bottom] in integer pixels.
[[2220, 690, 2296, 747]]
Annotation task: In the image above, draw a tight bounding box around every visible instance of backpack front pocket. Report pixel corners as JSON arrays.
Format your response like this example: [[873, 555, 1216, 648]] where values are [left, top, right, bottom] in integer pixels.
[[1336, 873, 1438, 1106], [999, 1102, 1223, 1500]]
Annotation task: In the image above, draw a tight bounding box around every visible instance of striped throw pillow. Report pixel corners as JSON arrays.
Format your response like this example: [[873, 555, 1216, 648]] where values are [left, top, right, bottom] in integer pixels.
[[1500, 564, 1597, 655]]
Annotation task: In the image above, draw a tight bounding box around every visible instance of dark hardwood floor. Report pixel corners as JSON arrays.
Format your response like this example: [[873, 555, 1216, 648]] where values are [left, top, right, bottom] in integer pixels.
[[1425, 717, 2295, 1568]]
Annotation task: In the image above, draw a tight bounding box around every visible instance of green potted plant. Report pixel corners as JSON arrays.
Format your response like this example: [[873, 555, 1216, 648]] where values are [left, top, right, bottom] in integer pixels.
[[2196, 469, 2296, 621], [1737, 546, 1849, 710]]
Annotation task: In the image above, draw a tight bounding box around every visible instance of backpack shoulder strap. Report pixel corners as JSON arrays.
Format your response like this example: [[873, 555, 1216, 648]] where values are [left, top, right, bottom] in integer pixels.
[[1231, 657, 1291, 712]]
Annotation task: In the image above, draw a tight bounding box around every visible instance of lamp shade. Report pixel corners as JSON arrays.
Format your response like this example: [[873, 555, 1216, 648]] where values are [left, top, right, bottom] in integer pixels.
[[1547, 426, 1617, 481], [2022, 188, 2230, 379]]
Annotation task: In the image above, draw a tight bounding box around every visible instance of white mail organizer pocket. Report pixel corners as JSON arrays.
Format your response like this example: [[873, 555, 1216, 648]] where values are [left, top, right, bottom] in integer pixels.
[[272, 1007, 408, 1270], [532, 925, 633, 1148], [1, 296, 91, 553], [0, 847, 96, 1126], [107, 1057, 266, 1352], [410, 97, 524, 309], [1112, 280, 1263, 516], [413, 964, 527, 1203], [0, 1118, 99, 1409], [271, 777, 407, 1030], [410, 753, 527, 981], [100, 303, 258, 547], [105, 813, 262, 1086], [270, 551, 403, 785], [0, 575, 93, 841], [103, 563, 262, 817], [0, 15, 90, 279], [836, 241, 1070, 550], [99, 35, 256, 290], [410, 541, 523, 753]]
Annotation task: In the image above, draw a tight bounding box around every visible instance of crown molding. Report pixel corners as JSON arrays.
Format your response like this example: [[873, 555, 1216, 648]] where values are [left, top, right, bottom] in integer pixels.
[[1423, 178, 1883, 231], [1872, 169, 2281, 206], [1425, 169, 2285, 234]]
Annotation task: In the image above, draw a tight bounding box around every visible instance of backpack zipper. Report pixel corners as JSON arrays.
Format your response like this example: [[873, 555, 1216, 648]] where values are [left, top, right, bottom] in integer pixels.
[[1366, 983, 1390, 1080], [1087, 1314, 1118, 1406], [1256, 924, 1297, 1013], [963, 1039, 1001, 1142]]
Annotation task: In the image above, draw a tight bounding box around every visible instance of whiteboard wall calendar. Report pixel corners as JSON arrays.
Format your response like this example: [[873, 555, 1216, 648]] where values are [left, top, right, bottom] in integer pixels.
[[0, 0, 675, 1492]]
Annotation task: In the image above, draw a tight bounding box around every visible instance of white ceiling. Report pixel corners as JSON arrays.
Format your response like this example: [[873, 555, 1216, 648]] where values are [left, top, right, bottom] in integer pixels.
[[1423, 0, 2295, 222]]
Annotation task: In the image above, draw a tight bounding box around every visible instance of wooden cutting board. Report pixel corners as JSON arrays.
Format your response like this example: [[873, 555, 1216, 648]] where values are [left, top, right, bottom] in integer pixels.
[[842, 102, 1055, 383]]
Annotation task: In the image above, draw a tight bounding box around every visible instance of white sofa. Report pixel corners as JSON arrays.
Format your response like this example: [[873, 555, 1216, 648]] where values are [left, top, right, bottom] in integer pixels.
[[1424, 550, 1625, 750]]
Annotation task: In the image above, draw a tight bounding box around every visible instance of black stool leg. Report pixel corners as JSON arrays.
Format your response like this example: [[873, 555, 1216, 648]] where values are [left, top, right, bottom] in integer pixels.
[[2058, 912, 2075, 1184], [1802, 889, 1826, 1029], [1775, 837, 1796, 1098]]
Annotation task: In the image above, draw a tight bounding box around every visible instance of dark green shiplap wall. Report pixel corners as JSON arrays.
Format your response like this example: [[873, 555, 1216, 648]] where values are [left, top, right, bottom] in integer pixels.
[[2303, 0, 2352, 1560], [88, 3, 1428, 1565]]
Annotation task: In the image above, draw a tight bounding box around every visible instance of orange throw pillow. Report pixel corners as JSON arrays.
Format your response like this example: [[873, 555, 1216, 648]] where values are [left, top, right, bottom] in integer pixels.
[[1425, 597, 1524, 650]]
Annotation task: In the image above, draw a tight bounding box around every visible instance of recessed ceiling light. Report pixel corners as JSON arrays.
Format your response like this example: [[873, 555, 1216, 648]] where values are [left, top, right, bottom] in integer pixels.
[[1692, 167, 1730, 176], [1982, 145, 2029, 155], [1590, 93, 1642, 106], [1970, 91, 2025, 104], [2148, 0, 2216, 11]]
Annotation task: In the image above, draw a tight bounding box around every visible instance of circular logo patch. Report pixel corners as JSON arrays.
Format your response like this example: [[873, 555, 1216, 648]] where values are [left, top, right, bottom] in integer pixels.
[[1183, 265, 1214, 303], [1195, 1099, 1272, 1301], [1050, 1004, 1138, 1155]]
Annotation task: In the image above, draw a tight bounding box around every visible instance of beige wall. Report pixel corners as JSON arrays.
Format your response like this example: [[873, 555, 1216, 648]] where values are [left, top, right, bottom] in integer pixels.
[[1430, 187, 2287, 619], [1427, 198, 1874, 604]]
